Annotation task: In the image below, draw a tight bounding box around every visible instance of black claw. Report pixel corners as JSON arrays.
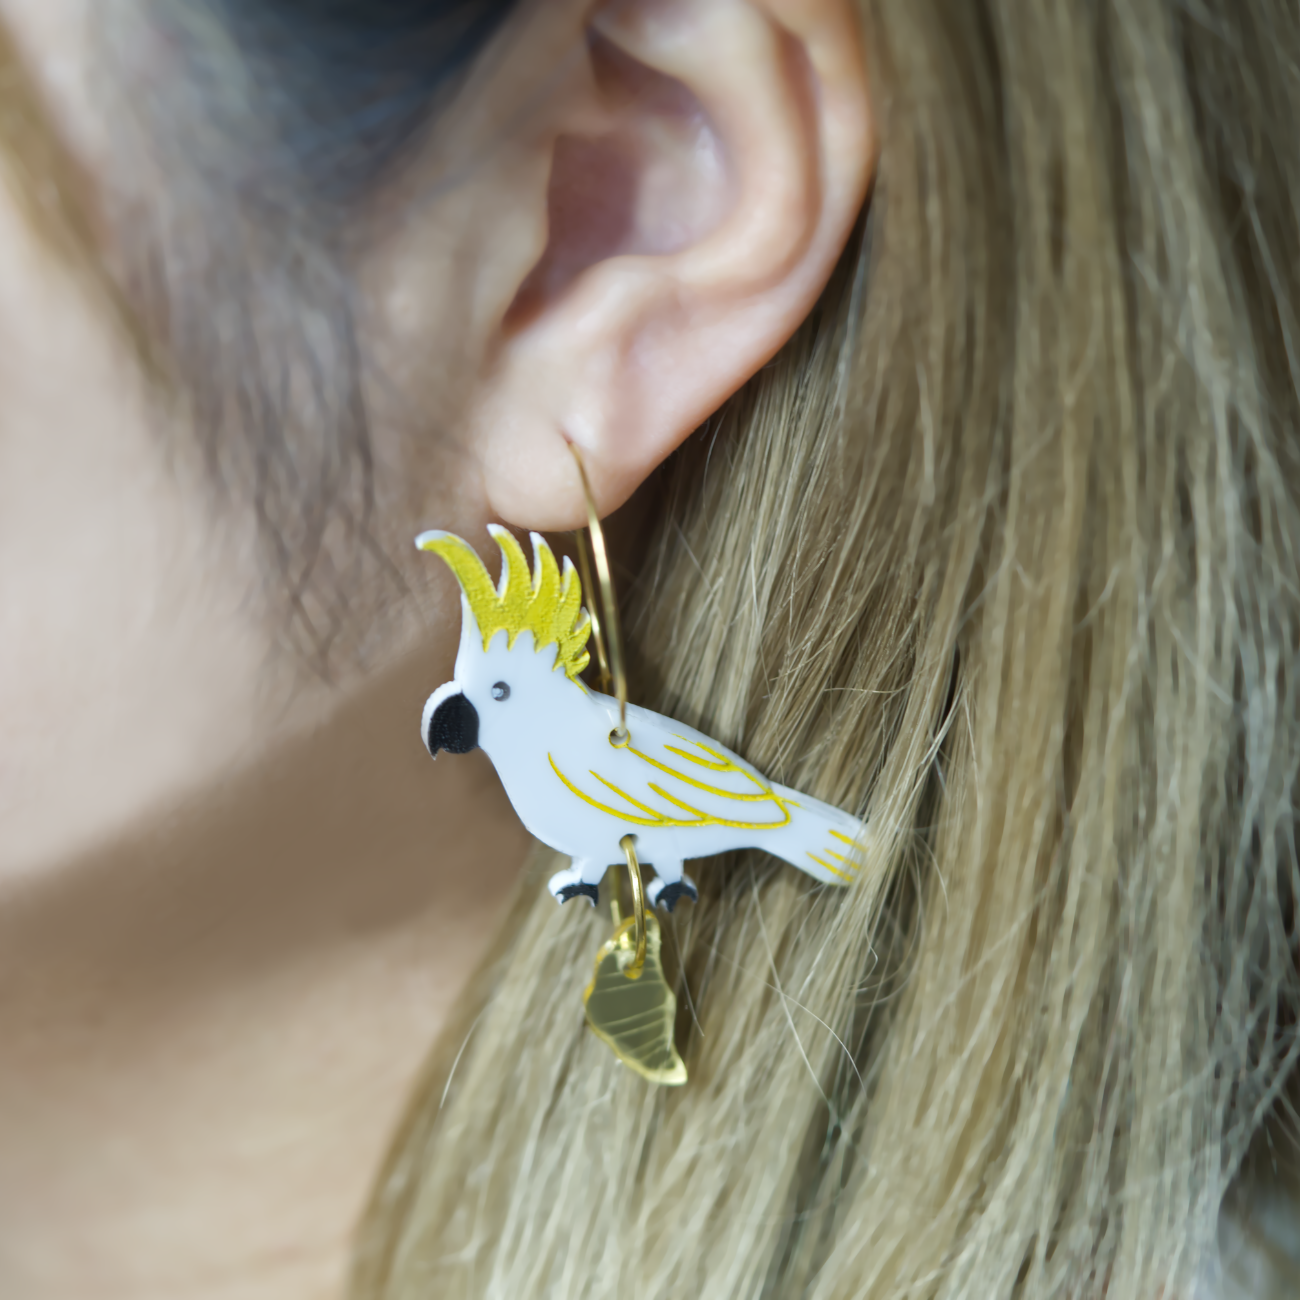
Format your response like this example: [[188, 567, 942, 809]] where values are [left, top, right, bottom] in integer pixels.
[[654, 880, 698, 913], [557, 882, 600, 907]]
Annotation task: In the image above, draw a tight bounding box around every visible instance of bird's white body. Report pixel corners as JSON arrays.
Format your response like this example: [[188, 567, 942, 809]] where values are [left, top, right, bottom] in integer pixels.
[[418, 529, 867, 906]]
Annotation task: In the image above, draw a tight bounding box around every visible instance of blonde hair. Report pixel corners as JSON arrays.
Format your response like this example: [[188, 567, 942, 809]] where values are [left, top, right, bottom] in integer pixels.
[[355, 1, 1300, 1295]]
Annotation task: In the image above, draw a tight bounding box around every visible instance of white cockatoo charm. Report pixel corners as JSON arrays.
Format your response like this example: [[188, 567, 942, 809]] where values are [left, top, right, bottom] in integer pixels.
[[417, 526, 868, 910]]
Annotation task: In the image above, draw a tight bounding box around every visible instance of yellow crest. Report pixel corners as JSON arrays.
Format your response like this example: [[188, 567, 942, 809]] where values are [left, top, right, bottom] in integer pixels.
[[417, 526, 591, 681]]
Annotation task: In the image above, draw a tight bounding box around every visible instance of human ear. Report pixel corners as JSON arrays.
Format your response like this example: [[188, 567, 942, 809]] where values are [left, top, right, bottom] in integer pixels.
[[469, 0, 875, 530]]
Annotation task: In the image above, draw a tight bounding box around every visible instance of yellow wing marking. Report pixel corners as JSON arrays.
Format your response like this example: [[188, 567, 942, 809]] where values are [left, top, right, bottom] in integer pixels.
[[808, 852, 855, 882], [628, 738, 799, 805], [661, 743, 731, 770], [810, 829, 864, 882], [548, 736, 795, 831]]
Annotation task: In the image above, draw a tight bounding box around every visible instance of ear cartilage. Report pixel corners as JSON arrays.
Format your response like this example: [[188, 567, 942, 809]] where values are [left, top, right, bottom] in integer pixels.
[[415, 523, 868, 1086]]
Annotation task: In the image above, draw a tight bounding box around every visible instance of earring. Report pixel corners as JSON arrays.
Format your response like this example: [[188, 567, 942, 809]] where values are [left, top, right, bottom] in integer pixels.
[[414, 445, 868, 1086]]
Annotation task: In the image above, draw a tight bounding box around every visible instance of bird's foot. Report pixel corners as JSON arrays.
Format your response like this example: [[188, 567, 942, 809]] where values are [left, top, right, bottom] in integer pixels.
[[557, 882, 600, 906], [547, 867, 600, 907], [647, 873, 698, 913]]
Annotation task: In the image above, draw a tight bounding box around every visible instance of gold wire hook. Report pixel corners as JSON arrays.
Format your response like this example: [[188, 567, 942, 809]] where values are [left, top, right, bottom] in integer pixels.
[[568, 443, 643, 978], [620, 835, 647, 979], [568, 443, 629, 745], [572, 533, 611, 695]]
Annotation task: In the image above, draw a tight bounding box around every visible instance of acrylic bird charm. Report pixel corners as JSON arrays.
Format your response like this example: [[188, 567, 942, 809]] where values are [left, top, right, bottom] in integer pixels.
[[417, 526, 868, 910]]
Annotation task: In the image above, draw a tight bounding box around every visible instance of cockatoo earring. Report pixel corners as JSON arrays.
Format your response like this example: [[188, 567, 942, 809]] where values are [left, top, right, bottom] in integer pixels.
[[415, 445, 869, 1086]]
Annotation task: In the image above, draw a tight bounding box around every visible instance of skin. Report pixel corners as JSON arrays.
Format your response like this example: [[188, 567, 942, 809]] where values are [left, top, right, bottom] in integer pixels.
[[0, 1, 874, 1296]]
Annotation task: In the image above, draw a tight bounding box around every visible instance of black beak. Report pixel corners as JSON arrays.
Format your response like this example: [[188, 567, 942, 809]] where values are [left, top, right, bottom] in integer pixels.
[[427, 692, 479, 755]]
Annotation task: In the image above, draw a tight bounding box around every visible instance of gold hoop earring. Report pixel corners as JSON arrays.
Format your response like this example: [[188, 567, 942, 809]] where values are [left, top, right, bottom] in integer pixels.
[[568, 444, 683, 1084]]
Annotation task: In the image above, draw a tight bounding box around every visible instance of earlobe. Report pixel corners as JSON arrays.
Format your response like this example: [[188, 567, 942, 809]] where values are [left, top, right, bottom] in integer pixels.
[[470, 0, 874, 531]]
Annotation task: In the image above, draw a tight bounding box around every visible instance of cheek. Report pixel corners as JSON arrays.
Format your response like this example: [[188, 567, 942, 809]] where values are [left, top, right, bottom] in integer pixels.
[[0, 181, 271, 877]]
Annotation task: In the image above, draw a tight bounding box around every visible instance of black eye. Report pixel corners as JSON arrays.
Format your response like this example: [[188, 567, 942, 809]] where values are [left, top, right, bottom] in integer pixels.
[[491, 681, 510, 701]]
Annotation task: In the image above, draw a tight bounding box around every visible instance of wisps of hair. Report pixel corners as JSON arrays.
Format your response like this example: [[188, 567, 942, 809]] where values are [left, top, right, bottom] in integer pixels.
[[92, 0, 522, 673]]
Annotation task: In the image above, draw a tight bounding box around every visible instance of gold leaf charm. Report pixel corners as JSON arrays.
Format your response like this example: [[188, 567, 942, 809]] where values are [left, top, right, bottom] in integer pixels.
[[583, 912, 687, 1086]]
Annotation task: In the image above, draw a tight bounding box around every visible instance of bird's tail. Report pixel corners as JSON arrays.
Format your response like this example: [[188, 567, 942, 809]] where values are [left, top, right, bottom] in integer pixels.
[[767, 784, 869, 887]]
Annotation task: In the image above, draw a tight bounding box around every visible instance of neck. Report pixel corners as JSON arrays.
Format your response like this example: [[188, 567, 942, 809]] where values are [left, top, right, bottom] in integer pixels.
[[0, 648, 529, 1300]]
